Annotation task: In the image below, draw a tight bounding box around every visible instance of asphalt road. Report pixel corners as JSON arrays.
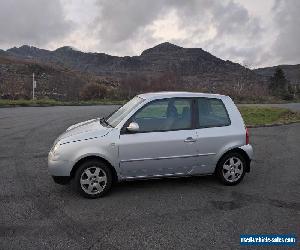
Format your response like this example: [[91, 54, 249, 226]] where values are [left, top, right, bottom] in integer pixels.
[[0, 106, 299, 250]]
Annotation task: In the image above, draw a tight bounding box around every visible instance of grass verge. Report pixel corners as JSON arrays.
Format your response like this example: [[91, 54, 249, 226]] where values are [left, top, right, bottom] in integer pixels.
[[238, 106, 300, 127], [0, 99, 126, 107]]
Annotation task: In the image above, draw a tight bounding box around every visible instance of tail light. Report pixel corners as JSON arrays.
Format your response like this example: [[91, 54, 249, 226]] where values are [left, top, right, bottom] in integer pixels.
[[246, 127, 249, 145]]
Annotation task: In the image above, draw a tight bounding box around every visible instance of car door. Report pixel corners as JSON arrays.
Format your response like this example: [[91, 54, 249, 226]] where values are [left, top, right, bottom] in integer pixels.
[[118, 98, 199, 178], [193, 97, 232, 174]]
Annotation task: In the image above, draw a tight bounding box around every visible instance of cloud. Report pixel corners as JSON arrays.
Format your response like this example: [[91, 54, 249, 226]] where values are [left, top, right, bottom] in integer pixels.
[[0, 0, 73, 48], [1, 0, 298, 67], [272, 0, 300, 65], [212, 1, 262, 39], [91, 0, 265, 65], [94, 0, 163, 43]]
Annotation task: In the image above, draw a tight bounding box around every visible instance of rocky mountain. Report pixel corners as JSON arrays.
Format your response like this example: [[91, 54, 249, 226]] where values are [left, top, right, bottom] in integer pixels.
[[254, 64, 300, 85], [2, 42, 290, 100], [6, 42, 261, 84]]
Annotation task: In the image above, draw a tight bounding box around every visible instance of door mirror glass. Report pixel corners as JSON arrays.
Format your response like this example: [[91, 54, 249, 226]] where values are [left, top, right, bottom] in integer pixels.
[[127, 122, 140, 132]]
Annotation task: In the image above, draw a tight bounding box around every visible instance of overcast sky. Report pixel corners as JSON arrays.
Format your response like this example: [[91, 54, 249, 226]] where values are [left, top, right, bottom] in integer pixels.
[[0, 0, 299, 68]]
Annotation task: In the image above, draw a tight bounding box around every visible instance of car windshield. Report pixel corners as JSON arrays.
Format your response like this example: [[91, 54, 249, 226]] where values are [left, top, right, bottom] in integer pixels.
[[106, 96, 144, 127]]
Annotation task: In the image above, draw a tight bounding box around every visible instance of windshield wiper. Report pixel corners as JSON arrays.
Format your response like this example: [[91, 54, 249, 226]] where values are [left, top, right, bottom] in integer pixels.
[[100, 117, 112, 127]]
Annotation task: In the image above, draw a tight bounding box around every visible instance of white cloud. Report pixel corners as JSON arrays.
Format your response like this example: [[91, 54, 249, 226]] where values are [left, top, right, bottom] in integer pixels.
[[271, 0, 300, 65], [85, 1, 261, 60], [1, 0, 298, 67], [0, 0, 73, 48]]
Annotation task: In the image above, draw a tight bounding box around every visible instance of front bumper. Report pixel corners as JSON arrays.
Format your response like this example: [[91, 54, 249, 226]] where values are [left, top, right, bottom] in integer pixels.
[[52, 176, 71, 185], [48, 151, 73, 177]]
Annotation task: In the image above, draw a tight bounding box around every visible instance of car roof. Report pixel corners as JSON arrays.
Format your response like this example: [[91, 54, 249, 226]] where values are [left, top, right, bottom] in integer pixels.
[[137, 91, 228, 101]]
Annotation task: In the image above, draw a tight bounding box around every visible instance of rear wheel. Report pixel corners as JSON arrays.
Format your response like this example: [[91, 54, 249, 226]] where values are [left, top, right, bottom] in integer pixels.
[[216, 152, 246, 185], [73, 159, 113, 198]]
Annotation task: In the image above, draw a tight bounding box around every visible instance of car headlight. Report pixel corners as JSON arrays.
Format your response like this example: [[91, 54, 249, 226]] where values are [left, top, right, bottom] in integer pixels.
[[51, 140, 61, 155], [50, 142, 62, 161], [52, 143, 60, 153]]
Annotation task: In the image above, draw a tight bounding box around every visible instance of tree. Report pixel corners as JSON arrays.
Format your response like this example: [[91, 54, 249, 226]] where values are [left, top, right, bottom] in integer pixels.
[[269, 67, 292, 99], [150, 72, 179, 91], [80, 83, 107, 100], [117, 74, 148, 99]]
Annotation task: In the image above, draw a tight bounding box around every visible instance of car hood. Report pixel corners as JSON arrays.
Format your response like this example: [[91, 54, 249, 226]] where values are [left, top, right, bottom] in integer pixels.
[[57, 118, 112, 142]]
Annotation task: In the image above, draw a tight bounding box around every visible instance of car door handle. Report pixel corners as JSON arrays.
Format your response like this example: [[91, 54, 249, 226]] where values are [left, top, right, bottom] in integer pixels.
[[184, 137, 197, 143]]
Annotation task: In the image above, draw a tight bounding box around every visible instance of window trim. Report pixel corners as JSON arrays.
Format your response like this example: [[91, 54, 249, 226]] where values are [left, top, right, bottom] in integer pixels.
[[195, 97, 231, 129], [121, 97, 197, 134], [106, 96, 144, 127]]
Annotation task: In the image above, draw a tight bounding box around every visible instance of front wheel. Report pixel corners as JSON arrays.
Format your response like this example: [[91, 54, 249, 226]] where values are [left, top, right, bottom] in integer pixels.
[[216, 152, 246, 185], [73, 159, 113, 198]]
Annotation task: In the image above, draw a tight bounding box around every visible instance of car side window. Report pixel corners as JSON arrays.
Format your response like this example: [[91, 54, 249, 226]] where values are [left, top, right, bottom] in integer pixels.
[[135, 99, 168, 119], [132, 98, 192, 132], [197, 98, 230, 128]]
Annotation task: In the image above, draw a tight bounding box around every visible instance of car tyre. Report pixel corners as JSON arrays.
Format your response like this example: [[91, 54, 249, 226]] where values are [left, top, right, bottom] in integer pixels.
[[216, 152, 246, 185], [73, 159, 113, 198]]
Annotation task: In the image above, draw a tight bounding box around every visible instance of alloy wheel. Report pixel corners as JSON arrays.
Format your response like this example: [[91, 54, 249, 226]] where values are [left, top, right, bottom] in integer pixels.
[[80, 166, 107, 195], [222, 157, 244, 183]]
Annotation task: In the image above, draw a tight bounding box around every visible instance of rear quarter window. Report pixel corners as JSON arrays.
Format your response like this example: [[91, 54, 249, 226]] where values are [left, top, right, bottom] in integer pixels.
[[197, 98, 231, 128]]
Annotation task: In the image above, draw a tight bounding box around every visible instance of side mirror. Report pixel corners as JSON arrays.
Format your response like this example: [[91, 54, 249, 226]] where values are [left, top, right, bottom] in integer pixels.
[[127, 122, 139, 132]]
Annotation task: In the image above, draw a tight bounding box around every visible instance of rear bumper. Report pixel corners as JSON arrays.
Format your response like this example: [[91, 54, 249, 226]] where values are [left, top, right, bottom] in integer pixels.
[[239, 144, 253, 160], [239, 144, 253, 172]]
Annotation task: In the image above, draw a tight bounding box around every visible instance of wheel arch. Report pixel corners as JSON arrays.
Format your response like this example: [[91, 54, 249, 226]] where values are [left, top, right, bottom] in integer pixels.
[[216, 147, 251, 173], [70, 155, 119, 183]]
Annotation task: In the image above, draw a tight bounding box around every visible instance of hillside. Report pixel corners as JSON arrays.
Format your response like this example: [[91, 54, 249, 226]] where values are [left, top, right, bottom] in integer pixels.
[[0, 54, 109, 100], [254, 64, 300, 85], [7, 43, 263, 85], [1, 42, 288, 100]]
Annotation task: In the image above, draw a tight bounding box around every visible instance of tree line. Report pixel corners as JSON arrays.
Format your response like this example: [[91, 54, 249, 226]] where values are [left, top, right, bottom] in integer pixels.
[[79, 68, 300, 102], [1, 67, 299, 102]]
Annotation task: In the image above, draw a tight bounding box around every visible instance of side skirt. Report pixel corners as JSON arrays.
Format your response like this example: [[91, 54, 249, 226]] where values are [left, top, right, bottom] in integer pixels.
[[119, 172, 214, 182]]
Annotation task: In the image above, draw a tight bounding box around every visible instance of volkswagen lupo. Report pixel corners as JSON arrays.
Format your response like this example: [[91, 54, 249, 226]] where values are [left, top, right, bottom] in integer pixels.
[[48, 92, 253, 198]]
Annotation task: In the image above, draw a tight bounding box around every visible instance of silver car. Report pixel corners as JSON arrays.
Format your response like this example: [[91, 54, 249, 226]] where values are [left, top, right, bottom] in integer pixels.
[[48, 92, 253, 198]]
